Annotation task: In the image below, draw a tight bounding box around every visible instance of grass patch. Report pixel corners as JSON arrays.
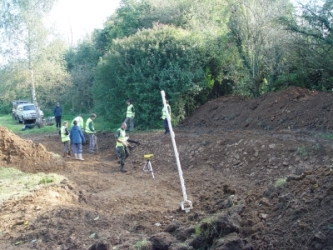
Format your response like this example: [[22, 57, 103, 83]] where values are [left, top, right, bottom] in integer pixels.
[[316, 132, 333, 140], [296, 144, 320, 157], [274, 177, 287, 187], [0, 114, 163, 136], [0, 115, 58, 135], [0, 114, 125, 135], [296, 146, 308, 157], [0, 167, 65, 201], [133, 239, 152, 250]]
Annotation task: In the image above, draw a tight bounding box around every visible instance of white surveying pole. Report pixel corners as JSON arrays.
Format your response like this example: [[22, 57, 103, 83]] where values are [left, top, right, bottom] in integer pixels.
[[161, 90, 193, 213]]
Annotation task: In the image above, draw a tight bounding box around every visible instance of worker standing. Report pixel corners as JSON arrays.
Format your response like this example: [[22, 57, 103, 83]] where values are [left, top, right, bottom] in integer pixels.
[[70, 120, 86, 160], [53, 102, 62, 131], [60, 121, 71, 158], [161, 100, 171, 134], [85, 113, 97, 153], [115, 122, 131, 172], [71, 115, 84, 129], [124, 99, 135, 132]]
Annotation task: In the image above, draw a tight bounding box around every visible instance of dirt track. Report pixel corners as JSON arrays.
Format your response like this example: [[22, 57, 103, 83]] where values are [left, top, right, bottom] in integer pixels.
[[1, 87, 333, 250]]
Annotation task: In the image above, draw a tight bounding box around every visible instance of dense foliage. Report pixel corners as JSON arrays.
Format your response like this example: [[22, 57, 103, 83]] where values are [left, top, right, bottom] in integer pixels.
[[94, 24, 211, 128], [1, 0, 333, 129]]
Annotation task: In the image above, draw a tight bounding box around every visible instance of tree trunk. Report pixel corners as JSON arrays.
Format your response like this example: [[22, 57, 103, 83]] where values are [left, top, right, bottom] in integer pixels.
[[30, 69, 43, 127]]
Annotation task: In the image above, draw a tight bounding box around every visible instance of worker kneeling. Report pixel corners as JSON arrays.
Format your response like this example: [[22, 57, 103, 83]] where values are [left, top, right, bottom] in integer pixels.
[[115, 122, 131, 172]]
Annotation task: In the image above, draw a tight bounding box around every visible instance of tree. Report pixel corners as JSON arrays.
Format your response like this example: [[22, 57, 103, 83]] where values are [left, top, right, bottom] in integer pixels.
[[279, 0, 333, 91], [0, 0, 55, 123], [93, 24, 210, 129], [64, 39, 102, 113], [227, 0, 294, 97]]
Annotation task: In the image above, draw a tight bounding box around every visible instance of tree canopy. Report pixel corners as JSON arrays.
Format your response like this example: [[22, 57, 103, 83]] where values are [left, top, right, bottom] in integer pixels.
[[1, 0, 333, 129]]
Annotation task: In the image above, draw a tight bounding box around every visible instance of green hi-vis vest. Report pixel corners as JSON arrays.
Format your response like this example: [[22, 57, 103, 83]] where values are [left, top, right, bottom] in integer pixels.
[[116, 128, 127, 147], [61, 126, 70, 142], [162, 104, 171, 119], [126, 104, 134, 118], [85, 118, 94, 133]]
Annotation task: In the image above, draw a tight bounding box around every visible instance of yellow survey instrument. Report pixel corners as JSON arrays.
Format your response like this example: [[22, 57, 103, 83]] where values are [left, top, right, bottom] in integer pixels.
[[144, 154, 154, 160], [142, 154, 154, 179]]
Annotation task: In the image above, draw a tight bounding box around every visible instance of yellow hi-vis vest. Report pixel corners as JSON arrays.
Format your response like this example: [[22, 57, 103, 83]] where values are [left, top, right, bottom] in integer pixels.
[[72, 116, 84, 128], [61, 126, 70, 142], [85, 118, 94, 133], [126, 104, 134, 118], [162, 104, 171, 120], [116, 128, 127, 147]]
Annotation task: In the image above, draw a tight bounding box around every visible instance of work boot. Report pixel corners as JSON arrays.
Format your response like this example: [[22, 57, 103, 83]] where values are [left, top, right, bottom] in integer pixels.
[[120, 164, 127, 172], [78, 153, 84, 161], [74, 153, 78, 159]]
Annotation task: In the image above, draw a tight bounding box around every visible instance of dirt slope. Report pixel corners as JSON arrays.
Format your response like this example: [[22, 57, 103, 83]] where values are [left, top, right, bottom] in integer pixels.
[[0, 86, 333, 250], [182, 86, 333, 131]]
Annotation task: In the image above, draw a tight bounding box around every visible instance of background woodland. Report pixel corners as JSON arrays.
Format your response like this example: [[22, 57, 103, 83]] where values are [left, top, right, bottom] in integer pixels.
[[0, 0, 332, 130]]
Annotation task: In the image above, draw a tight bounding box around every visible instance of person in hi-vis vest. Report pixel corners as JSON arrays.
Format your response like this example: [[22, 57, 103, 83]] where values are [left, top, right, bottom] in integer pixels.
[[123, 99, 135, 132], [115, 122, 131, 172], [60, 121, 71, 158], [161, 100, 171, 134], [85, 113, 97, 153], [71, 115, 84, 129]]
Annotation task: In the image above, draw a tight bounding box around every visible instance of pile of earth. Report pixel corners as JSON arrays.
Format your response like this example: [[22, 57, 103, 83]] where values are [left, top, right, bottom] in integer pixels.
[[0, 127, 65, 173], [182, 86, 333, 132]]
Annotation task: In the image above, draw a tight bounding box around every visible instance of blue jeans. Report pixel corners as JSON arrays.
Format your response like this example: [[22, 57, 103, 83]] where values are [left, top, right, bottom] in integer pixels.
[[72, 143, 82, 154]]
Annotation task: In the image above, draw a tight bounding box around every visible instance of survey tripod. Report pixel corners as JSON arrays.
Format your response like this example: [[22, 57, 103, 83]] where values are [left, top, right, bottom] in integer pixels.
[[141, 154, 155, 180]]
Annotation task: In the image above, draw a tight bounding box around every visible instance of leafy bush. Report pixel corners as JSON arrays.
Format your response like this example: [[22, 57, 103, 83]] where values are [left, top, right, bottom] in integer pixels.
[[93, 24, 212, 129]]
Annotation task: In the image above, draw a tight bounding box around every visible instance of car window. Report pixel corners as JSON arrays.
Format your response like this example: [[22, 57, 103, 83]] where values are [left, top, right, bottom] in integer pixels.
[[23, 105, 35, 111]]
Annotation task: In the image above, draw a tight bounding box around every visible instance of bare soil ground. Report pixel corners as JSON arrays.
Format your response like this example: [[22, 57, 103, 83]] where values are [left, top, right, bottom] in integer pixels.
[[1, 86, 333, 250]]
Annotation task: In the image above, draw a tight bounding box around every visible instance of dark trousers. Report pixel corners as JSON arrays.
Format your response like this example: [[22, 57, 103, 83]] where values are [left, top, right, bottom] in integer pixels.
[[55, 116, 61, 128], [117, 146, 129, 165], [163, 119, 169, 134]]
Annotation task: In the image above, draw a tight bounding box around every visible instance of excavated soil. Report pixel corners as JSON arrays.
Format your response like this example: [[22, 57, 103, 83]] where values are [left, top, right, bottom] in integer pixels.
[[0, 86, 333, 250]]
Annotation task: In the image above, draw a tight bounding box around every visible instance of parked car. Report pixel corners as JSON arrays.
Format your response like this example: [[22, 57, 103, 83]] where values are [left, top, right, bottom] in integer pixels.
[[15, 103, 44, 124], [12, 100, 29, 120]]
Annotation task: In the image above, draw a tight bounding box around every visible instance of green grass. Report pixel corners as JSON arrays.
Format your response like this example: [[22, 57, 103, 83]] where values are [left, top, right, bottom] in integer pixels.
[[274, 177, 287, 187], [315, 132, 333, 140], [296, 146, 309, 157], [0, 114, 118, 135], [133, 239, 152, 250], [0, 114, 57, 135], [0, 167, 65, 201]]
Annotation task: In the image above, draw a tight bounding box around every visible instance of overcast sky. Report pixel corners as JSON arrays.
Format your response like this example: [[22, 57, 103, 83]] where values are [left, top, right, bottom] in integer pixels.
[[48, 0, 121, 45]]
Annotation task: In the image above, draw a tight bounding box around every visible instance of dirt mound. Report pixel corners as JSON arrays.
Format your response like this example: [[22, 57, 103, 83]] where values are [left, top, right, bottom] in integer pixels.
[[243, 166, 333, 250], [1, 87, 333, 249], [0, 126, 65, 173], [181, 86, 333, 132]]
